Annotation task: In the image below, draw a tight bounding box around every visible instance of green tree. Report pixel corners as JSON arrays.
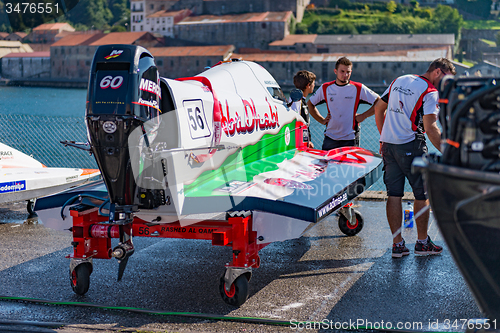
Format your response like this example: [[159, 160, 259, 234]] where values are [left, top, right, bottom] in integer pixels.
[[456, 0, 492, 19], [67, 0, 112, 29], [386, 1, 397, 14], [431, 5, 463, 37], [109, 0, 129, 26]]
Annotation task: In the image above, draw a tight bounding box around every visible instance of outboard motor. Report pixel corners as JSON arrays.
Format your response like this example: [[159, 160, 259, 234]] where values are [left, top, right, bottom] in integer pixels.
[[86, 45, 163, 223], [86, 45, 163, 279]]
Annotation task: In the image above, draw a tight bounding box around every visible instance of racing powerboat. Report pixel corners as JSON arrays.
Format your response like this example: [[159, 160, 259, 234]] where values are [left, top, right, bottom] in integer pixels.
[[0, 142, 100, 214], [34, 45, 382, 306]]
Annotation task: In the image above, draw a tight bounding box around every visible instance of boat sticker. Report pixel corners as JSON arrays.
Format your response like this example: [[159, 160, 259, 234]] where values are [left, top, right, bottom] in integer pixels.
[[183, 100, 211, 139], [285, 127, 290, 145], [139, 78, 162, 98], [264, 178, 313, 190], [317, 192, 348, 218], [66, 175, 78, 183], [0, 180, 26, 193], [100, 76, 124, 89], [215, 180, 255, 194], [103, 121, 117, 134], [104, 50, 124, 60]]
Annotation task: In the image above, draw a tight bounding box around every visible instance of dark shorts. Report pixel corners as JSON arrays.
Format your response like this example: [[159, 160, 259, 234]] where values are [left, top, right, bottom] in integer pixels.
[[322, 136, 356, 150], [381, 137, 428, 200]]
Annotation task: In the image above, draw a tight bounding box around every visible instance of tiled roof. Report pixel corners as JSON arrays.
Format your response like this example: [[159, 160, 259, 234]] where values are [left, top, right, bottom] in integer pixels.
[[89, 32, 153, 45], [150, 45, 233, 57], [269, 34, 318, 46], [233, 46, 451, 62], [315, 34, 455, 45], [51, 33, 104, 46], [177, 11, 292, 25], [3, 51, 50, 58], [33, 23, 74, 31], [148, 9, 188, 18]]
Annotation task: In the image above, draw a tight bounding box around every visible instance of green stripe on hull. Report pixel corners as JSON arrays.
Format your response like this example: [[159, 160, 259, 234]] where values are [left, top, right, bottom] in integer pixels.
[[185, 121, 297, 197]]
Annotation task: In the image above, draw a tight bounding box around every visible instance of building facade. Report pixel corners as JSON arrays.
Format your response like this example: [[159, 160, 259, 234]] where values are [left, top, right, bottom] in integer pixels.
[[174, 11, 293, 50], [1, 52, 50, 78], [270, 34, 456, 56]]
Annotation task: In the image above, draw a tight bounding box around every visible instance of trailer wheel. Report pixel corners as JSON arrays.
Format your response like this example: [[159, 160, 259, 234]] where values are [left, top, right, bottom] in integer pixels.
[[219, 274, 249, 307], [70, 264, 91, 295], [26, 199, 36, 216], [338, 209, 364, 236]]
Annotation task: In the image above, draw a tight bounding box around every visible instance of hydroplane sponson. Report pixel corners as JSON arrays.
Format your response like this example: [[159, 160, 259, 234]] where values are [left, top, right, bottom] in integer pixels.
[[35, 45, 382, 306], [415, 76, 500, 322], [0, 142, 100, 214]]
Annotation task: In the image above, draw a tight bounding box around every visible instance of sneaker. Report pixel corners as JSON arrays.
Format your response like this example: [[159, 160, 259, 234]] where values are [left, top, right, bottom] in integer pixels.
[[414, 236, 443, 255], [392, 239, 410, 258]]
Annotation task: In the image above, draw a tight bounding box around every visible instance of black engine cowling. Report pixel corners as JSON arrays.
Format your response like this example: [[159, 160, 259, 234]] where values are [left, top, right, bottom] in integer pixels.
[[86, 45, 163, 211]]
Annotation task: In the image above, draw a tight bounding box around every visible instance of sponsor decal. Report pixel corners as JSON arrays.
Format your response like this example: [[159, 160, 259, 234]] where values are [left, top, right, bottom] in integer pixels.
[[215, 180, 255, 194], [103, 121, 117, 133], [264, 80, 278, 86], [285, 127, 291, 145], [104, 50, 124, 60], [133, 98, 160, 110], [318, 192, 348, 218], [392, 86, 414, 96], [100, 75, 124, 89], [0, 151, 13, 156], [264, 178, 313, 190], [139, 78, 162, 99], [345, 96, 354, 99], [221, 97, 279, 136], [66, 175, 78, 183], [0, 180, 26, 193]]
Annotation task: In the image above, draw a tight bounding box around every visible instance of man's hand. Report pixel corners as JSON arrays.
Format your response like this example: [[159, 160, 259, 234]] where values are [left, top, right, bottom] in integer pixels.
[[323, 113, 331, 125]]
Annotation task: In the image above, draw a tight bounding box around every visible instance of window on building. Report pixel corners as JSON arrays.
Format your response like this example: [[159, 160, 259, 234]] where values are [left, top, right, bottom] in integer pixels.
[[157, 59, 163, 66], [368, 63, 372, 69], [133, 4, 135, 11], [147, 19, 149, 24], [269, 63, 273, 68], [157, 19, 159, 23], [382, 63, 386, 68], [353, 63, 357, 68], [162, 18, 165, 23], [54, 49, 57, 55], [86, 60, 91, 66], [162, 27, 165, 31], [262, 22, 266, 29], [151, 27, 154, 31], [207, 59, 211, 67], [303, 44, 306, 48], [322, 63, 328, 82], [133, 26, 136, 31], [196, 60, 199, 66], [282, 63, 286, 68], [413, 63, 417, 68], [150, 4, 154, 10], [141, 25, 143, 31], [171, 60, 174, 67]]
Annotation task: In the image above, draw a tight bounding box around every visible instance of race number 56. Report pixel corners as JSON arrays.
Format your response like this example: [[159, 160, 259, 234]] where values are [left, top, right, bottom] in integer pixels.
[[183, 100, 211, 139], [100, 75, 124, 89]]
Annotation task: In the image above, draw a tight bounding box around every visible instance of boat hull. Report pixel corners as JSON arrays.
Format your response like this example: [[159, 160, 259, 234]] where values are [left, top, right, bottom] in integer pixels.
[[416, 157, 500, 321]]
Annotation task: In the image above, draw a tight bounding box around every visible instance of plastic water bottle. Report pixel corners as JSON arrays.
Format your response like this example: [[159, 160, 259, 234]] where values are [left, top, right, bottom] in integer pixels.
[[404, 201, 414, 228]]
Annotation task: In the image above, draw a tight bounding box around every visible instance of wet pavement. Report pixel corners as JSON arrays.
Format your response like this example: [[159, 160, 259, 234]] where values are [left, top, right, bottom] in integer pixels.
[[0, 199, 482, 333]]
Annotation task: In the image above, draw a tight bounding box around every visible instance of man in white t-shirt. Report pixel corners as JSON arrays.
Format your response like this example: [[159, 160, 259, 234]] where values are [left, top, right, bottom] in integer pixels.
[[307, 56, 380, 150], [374, 58, 456, 258]]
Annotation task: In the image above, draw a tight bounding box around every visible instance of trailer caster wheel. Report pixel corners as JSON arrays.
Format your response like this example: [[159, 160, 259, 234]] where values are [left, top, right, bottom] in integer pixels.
[[26, 199, 36, 217], [70, 264, 91, 295], [219, 274, 249, 307], [338, 209, 364, 236]]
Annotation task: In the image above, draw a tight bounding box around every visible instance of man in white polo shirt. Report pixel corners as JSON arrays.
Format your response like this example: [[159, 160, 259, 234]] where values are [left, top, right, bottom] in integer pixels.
[[374, 58, 456, 258], [307, 56, 380, 150]]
